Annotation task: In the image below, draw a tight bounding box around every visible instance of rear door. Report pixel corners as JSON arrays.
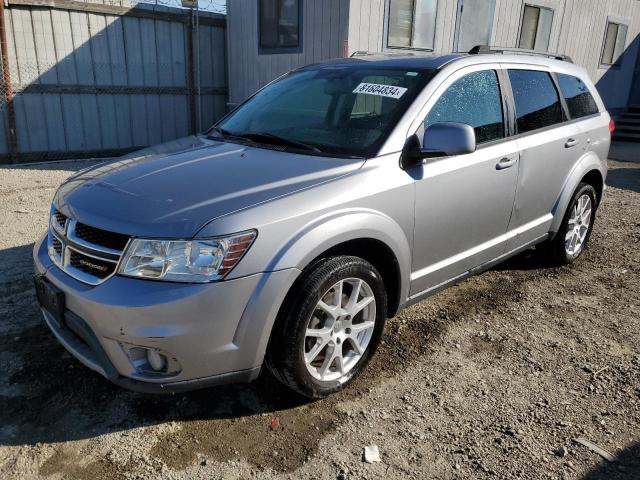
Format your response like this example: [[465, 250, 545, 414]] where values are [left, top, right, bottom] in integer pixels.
[[505, 67, 584, 249], [409, 66, 519, 297]]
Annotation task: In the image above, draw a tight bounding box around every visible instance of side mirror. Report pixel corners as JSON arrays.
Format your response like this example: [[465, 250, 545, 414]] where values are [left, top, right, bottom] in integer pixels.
[[401, 122, 476, 169], [421, 122, 476, 159]]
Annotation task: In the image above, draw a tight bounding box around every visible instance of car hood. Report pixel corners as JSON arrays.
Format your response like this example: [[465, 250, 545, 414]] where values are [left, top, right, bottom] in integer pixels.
[[54, 136, 365, 238]]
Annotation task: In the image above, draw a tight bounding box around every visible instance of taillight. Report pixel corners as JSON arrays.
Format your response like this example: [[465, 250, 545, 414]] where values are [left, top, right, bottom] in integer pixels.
[[609, 119, 615, 134]]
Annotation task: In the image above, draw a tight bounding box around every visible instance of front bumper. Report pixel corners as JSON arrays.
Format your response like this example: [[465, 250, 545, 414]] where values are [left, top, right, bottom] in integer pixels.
[[33, 234, 300, 393]]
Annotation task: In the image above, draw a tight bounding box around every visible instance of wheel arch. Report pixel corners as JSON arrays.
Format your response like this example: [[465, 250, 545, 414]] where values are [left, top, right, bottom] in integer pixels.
[[303, 238, 403, 318], [550, 152, 606, 235], [581, 169, 604, 206], [267, 209, 412, 318]]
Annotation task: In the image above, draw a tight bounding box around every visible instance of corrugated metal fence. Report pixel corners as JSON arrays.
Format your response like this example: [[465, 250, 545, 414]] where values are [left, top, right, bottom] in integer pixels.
[[0, 0, 227, 163]]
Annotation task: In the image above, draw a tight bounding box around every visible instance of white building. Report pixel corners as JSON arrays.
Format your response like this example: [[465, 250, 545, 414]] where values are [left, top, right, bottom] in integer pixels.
[[227, 0, 640, 120]]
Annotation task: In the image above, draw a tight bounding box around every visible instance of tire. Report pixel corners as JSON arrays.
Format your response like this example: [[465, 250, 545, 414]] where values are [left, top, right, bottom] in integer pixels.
[[265, 256, 387, 399], [541, 182, 598, 265]]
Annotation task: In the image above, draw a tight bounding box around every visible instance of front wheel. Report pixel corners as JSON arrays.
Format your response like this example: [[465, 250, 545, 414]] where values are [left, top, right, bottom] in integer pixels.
[[265, 256, 387, 398], [542, 182, 598, 265]]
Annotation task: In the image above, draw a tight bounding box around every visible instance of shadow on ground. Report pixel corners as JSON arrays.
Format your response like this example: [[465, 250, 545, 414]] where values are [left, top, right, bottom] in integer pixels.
[[581, 442, 640, 480], [0, 210, 619, 474], [0, 239, 531, 472], [606, 166, 640, 193]]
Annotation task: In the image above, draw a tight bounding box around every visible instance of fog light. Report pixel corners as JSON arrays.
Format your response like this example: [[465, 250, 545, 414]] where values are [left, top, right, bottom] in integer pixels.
[[121, 343, 182, 377], [147, 349, 167, 372]]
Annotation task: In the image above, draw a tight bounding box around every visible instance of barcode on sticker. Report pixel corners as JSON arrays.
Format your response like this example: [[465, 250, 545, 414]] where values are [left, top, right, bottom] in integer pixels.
[[352, 83, 408, 99]]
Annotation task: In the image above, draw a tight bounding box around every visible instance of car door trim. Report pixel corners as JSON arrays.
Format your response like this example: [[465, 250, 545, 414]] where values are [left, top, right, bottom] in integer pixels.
[[405, 231, 549, 306], [410, 213, 552, 281]]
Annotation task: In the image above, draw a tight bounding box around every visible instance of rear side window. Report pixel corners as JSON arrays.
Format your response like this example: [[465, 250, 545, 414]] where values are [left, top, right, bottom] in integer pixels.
[[508, 70, 563, 134], [425, 70, 505, 144], [556, 73, 599, 119]]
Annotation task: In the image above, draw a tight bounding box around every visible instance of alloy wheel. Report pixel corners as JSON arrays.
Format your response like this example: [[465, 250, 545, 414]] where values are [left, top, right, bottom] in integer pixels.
[[304, 278, 377, 382], [565, 194, 592, 256]]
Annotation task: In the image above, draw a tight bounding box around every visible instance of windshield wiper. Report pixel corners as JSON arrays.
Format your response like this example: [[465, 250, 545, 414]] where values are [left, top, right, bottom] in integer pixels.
[[208, 128, 320, 152], [232, 132, 323, 153], [208, 126, 235, 139]]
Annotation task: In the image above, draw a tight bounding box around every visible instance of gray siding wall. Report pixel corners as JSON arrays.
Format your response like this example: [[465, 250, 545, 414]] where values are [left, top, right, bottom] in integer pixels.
[[1, 1, 227, 162], [227, 0, 349, 105], [348, 0, 640, 111]]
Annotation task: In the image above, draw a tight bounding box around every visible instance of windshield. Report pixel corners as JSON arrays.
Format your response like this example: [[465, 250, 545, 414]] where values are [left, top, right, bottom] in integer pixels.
[[213, 65, 435, 157]]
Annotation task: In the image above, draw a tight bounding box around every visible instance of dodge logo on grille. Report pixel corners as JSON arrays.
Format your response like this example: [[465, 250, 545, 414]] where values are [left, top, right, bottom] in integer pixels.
[[78, 258, 109, 272]]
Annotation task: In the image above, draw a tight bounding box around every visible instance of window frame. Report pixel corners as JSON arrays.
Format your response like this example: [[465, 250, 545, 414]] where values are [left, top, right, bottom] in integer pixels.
[[517, 3, 554, 52], [408, 65, 512, 152], [406, 65, 600, 154], [258, 0, 304, 55], [599, 18, 629, 68], [554, 73, 601, 121], [502, 67, 569, 138], [423, 69, 508, 146], [383, 0, 439, 52]]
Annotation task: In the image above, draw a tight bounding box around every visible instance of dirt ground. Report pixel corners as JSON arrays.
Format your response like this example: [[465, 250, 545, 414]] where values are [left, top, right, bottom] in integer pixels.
[[0, 158, 639, 480]]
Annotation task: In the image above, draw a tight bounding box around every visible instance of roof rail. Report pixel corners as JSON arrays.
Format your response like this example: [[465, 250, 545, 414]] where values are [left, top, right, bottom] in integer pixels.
[[350, 50, 416, 58], [468, 45, 573, 63]]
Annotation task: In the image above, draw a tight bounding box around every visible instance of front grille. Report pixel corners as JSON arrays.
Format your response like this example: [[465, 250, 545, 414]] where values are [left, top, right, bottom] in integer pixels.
[[74, 222, 129, 251], [69, 250, 116, 279], [52, 236, 62, 256], [52, 210, 67, 232], [47, 209, 130, 285]]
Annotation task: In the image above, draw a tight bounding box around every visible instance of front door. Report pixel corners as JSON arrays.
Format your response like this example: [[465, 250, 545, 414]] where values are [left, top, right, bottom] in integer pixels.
[[410, 67, 519, 297]]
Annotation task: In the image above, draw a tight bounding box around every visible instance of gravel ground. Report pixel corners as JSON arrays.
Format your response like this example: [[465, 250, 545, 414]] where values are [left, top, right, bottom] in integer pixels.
[[0, 158, 639, 480]]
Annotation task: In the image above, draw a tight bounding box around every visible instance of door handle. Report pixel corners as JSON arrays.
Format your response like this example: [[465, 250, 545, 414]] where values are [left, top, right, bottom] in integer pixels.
[[496, 157, 516, 170], [565, 138, 579, 148]]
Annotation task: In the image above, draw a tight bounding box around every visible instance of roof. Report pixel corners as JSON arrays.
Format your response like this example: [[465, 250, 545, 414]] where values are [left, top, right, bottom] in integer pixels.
[[301, 49, 581, 74], [301, 53, 466, 71]]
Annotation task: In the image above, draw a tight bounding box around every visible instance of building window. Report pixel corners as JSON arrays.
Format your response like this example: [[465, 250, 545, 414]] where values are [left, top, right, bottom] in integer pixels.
[[600, 21, 628, 66], [387, 0, 438, 51], [519, 4, 553, 51], [259, 0, 302, 53], [454, 0, 496, 52]]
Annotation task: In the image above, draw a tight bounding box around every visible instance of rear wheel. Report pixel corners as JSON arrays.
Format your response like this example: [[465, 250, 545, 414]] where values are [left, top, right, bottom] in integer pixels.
[[266, 256, 387, 398], [542, 182, 597, 265]]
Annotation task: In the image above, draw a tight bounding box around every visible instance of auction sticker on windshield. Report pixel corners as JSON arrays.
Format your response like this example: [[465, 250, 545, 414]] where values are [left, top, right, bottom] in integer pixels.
[[353, 83, 408, 99]]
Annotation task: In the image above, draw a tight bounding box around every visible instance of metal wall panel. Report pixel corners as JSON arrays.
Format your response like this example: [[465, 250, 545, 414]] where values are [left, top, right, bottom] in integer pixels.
[[0, 2, 227, 163], [227, 0, 349, 105]]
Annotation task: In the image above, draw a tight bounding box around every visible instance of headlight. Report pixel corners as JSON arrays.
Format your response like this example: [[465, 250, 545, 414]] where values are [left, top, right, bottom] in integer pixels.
[[118, 230, 256, 282]]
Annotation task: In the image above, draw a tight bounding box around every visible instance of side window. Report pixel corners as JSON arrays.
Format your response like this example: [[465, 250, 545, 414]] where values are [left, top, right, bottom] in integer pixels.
[[425, 70, 504, 145], [508, 70, 563, 134], [556, 73, 599, 119]]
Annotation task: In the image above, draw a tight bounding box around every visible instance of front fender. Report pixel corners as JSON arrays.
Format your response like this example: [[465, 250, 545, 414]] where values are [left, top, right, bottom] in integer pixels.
[[550, 151, 606, 234], [266, 208, 412, 306]]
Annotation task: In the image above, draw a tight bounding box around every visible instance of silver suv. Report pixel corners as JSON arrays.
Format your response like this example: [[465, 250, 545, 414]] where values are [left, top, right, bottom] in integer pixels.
[[34, 49, 611, 398]]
